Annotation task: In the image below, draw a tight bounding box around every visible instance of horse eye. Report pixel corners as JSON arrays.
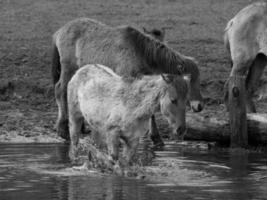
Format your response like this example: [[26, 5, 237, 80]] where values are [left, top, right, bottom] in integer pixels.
[[171, 99, 177, 105], [153, 30, 161, 36]]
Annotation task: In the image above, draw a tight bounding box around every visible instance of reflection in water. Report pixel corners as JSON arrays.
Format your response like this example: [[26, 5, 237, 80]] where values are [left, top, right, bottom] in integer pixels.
[[0, 143, 267, 200]]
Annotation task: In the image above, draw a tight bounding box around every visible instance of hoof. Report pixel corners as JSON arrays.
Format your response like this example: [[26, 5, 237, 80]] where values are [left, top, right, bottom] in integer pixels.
[[113, 162, 123, 176], [58, 129, 70, 141], [56, 120, 70, 140], [153, 138, 164, 147], [81, 122, 91, 135], [150, 134, 164, 147]]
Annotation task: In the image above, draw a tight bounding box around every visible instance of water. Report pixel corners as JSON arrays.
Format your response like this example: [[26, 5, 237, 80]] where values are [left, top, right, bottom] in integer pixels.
[[0, 142, 267, 200]]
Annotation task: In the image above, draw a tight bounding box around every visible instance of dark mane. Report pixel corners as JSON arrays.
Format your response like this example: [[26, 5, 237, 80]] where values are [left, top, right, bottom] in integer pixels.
[[123, 26, 199, 81]]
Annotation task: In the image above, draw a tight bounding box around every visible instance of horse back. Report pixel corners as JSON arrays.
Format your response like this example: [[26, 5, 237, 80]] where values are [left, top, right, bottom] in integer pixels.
[[70, 64, 120, 87], [226, 3, 267, 61], [53, 18, 107, 63], [54, 18, 150, 78]]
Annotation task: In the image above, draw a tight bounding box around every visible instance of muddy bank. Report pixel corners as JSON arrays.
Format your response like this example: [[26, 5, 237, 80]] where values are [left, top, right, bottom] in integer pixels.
[[0, 94, 62, 143]]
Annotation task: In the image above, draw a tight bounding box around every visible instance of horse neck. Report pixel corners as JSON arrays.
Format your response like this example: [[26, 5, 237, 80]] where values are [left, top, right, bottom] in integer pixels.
[[128, 77, 163, 120], [123, 26, 200, 81], [124, 26, 188, 75]]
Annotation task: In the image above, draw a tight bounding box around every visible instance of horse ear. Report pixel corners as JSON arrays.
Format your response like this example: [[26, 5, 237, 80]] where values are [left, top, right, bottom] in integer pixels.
[[161, 74, 173, 84]]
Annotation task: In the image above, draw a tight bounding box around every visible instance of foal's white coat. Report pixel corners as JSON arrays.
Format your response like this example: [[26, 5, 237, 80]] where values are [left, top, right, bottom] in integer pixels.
[[68, 64, 189, 163]]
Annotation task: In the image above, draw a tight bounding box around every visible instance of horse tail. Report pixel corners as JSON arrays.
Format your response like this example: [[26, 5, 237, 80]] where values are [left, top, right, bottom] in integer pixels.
[[223, 20, 233, 68], [51, 42, 61, 85], [223, 32, 230, 55], [223, 20, 232, 54]]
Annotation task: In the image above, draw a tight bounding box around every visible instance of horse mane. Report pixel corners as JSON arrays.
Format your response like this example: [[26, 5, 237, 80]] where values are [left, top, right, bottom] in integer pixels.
[[119, 76, 188, 123], [95, 64, 121, 79], [123, 26, 199, 81]]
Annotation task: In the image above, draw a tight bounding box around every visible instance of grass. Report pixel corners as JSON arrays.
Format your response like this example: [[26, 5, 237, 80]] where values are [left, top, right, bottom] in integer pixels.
[[0, 0, 258, 141]]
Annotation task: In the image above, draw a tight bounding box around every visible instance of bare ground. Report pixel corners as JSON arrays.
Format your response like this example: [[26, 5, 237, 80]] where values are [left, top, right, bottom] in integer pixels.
[[0, 0, 266, 142]]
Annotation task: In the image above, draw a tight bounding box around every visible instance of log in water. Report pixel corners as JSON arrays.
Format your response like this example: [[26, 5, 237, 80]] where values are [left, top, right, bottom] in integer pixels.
[[157, 112, 267, 145]]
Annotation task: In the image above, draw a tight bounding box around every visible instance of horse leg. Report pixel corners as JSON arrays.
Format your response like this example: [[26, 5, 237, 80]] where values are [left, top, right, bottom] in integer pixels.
[[224, 57, 253, 110], [245, 53, 267, 113], [107, 131, 120, 162], [122, 137, 139, 165], [68, 82, 83, 161], [150, 115, 164, 146], [55, 63, 76, 140], [55, 80, 69, 140], [69, 114, 83, 162]]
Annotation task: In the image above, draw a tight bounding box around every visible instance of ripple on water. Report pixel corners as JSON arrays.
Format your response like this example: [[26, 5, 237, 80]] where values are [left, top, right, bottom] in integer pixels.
[[16, 184, 33, 188], [144, 164, 220, 187], [0, 188, 20, 192], [0, 154, 33, 158], [1, 142, 267, 200], [207, 164, 231, 170], [254, 166, 267, 170], [27, 163, 102, 177]]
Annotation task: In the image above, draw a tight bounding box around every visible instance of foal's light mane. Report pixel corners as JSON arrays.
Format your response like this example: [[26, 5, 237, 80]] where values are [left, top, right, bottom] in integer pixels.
[[95, 64, 121, 78], [117, 75, 188, 123], [123, 26, 200, 81], [82, 64, 187, 126]]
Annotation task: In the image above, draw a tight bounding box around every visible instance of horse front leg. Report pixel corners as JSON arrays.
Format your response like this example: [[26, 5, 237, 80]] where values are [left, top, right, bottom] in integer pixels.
[[150, 115, 164, 146], [69, 115, 83, 162], [246, 53, 267, 113], [107, 131, 120, 163], [225, 57, 253, 110], [122, 137, 139, 165], [55, 80, 69, 140]]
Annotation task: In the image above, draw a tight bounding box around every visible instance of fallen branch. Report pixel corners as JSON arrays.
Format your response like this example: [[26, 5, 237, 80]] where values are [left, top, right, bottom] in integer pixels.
[[156, 112, 267, 145]]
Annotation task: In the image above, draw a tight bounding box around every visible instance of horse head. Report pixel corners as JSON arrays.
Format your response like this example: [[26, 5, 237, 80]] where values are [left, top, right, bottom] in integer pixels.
[[160, 74, 189, 140], [180, 58, 204, 112]]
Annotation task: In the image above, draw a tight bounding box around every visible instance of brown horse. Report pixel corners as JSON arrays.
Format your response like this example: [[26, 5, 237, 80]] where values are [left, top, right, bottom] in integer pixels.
[[52, 18, 204, 140], [224, 2, 267, 112]]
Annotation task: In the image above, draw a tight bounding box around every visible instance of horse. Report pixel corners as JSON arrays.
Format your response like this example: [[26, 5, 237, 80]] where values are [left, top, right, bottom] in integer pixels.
[[52, 18, 204, 141], [68, 64, 190, 164], [224, 2, 267, 112]]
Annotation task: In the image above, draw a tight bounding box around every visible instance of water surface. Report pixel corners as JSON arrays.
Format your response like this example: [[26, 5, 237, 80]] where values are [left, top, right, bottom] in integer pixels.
[[0, 142, 267, 200]]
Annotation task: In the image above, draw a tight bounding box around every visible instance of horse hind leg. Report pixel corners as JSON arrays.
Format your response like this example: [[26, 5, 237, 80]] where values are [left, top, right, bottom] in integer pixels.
[[52, 44, 69, 139], [246, 53, 267, 113], [55, 80, 67, 136], [68, 111, 84, 162], [55, 62, 77, 140], [55, 79, 70, 140]]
